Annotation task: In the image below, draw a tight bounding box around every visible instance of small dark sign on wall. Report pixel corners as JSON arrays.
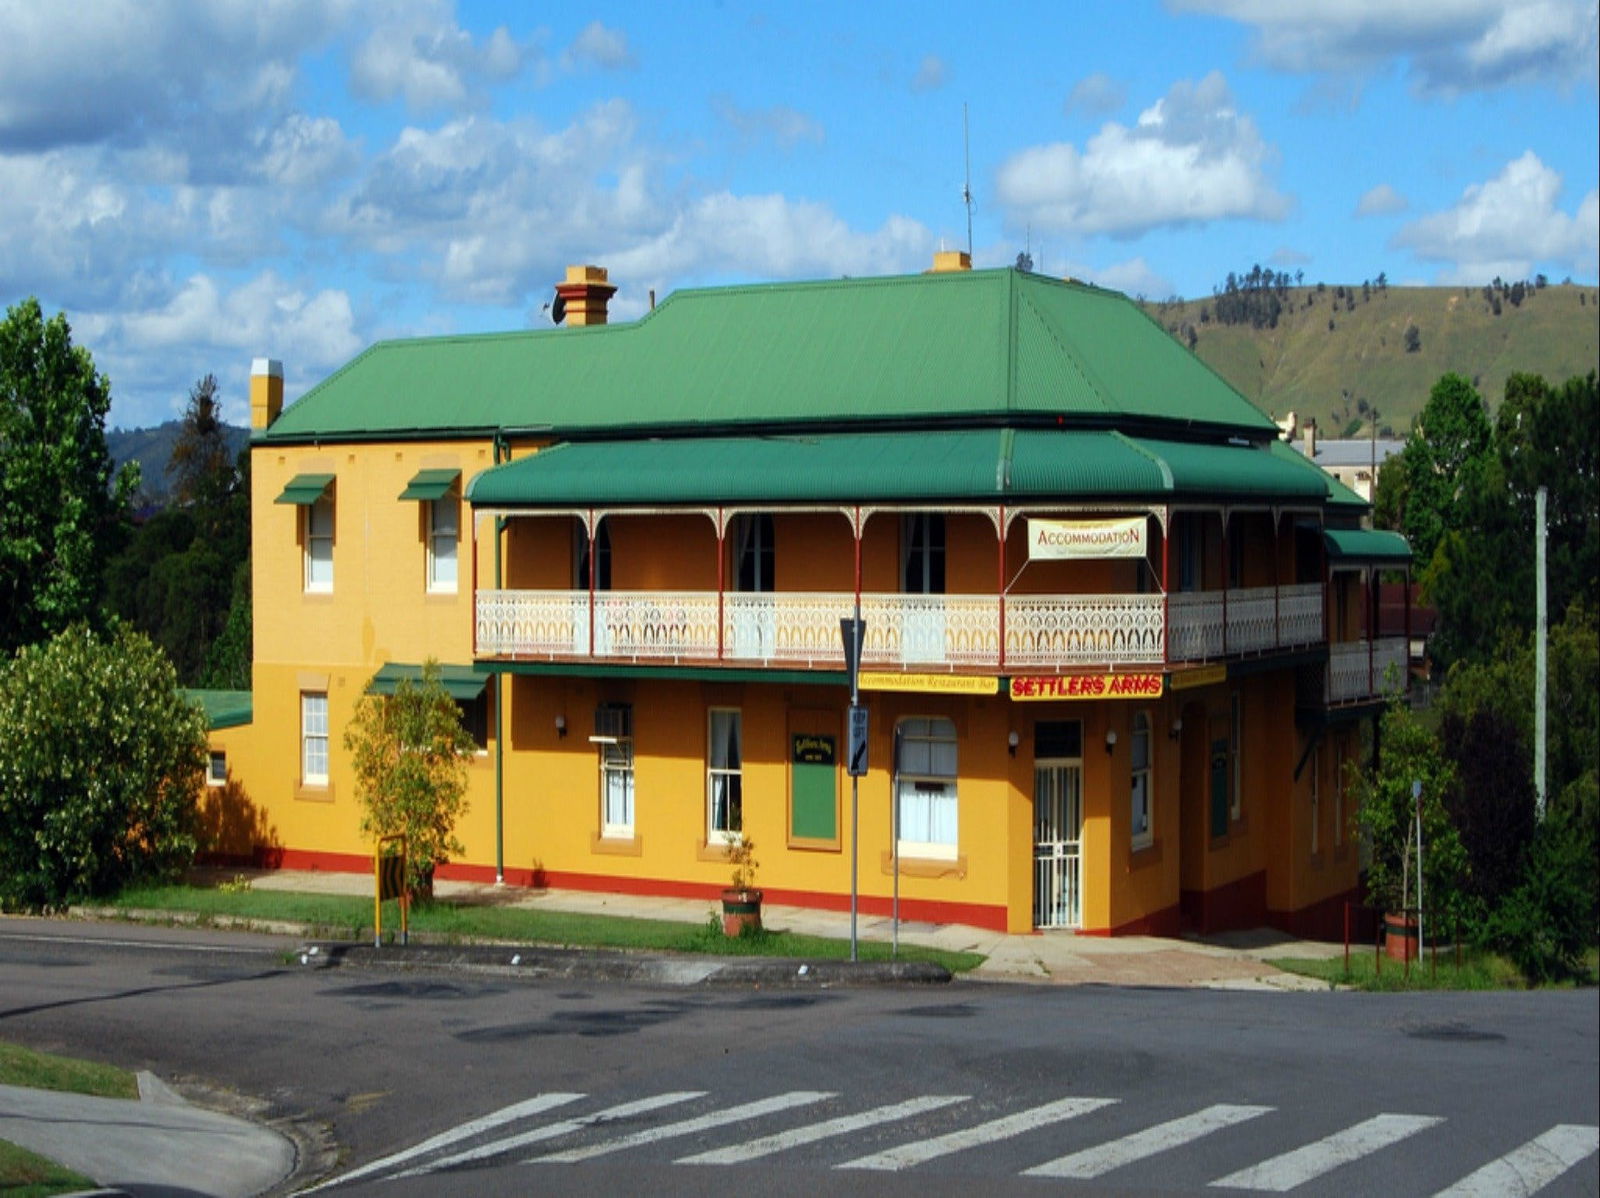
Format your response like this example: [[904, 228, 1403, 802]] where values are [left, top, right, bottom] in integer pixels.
[[792, 734, 836, 766]]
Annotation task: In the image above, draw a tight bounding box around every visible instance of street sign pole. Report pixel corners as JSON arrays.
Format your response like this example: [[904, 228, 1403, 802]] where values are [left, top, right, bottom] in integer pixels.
[[841, 610, 866, 963]]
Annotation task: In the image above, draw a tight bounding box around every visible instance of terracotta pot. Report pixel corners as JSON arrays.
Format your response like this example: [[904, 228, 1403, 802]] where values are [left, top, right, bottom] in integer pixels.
[[720, 887, 763, 936], [1384, 911, 1418, 962]]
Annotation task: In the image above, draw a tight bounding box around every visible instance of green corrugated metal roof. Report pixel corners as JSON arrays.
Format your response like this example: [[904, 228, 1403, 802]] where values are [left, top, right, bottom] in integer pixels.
[[262, 269, 1277, 442], [368, 663, 490, 701], [467, 429, 1328, 507], [398, 468, 460, 501], [275, 473, 334, 504], [1323, 528, 1412, 564], [184, 689, 253, 730]]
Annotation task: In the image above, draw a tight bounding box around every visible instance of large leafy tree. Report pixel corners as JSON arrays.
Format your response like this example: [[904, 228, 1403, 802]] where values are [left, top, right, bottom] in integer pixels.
[[0, 622, 206, 909], [1385, 372, 1493, 570], [0, 298, 137, 653]]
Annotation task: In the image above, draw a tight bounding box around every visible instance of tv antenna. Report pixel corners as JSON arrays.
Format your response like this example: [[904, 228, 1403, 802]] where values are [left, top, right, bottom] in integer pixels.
[[962, 102, 973, 257]]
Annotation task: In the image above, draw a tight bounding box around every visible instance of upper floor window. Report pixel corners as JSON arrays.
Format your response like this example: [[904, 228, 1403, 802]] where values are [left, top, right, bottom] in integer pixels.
[[427, 495, 459, 593], [707, 708, 743, 842], [576, 521, 613, 591], [306, 494, 334, 592], [1227, 519, 1245, 589], [902, 514, 945, 594], [1176, 511, 1202, 592], [895, 716, 957, 858], [1130, 711, 1152, 849], [733, 514, 775, 592]]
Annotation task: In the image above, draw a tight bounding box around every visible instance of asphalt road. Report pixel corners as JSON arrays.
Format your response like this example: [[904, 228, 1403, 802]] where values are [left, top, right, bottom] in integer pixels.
[[1, 917, 1596, 1196]]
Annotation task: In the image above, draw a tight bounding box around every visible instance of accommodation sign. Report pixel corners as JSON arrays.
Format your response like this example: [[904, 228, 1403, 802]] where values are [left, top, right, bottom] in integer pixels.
[[1010, 673, 1165, 701], [1028, 516, 1146, 560]]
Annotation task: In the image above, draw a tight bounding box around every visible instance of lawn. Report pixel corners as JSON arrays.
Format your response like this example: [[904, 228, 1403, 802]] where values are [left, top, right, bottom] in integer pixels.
[[0, 1140, 96, 1198], [1266, 945, 1598, 991], [0, 1041, 133, 1197], [107, 884, 986, 973]]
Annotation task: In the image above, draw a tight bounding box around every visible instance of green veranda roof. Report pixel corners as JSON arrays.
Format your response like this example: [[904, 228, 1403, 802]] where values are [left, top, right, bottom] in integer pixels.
[[1323, 528, 1413, 564], [467, 429, 1332, 507], [262, 269, 1278, 443]]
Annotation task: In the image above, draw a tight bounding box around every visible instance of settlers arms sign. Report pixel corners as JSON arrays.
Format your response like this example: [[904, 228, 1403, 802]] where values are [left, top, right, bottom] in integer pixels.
[[1028, 516, 1146, 560]]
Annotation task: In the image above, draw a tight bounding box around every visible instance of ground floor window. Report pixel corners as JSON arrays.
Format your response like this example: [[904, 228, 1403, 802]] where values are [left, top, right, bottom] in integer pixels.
[[207, 749, 227, 787], [301, 692, 328, 785], [1310, 746, 1321, 855], [895, 716, 958, 859], [1130, 710, 1152, 849], [1230, 692, 1243, 821], [596, 702, 634, 838], [707, 708, 742, 842]]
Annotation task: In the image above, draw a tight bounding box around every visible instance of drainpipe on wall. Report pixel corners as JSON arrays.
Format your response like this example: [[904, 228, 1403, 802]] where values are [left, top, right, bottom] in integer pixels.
[[492, 430, 510, 885]]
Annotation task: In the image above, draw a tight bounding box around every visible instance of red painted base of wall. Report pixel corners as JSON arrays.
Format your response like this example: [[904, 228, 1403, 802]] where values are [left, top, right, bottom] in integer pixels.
[[1085, 902, 1183, 938], [1268, 887, 1364, 942], [228, 848, 1010, 933], [1178, 870, 1267, 935]]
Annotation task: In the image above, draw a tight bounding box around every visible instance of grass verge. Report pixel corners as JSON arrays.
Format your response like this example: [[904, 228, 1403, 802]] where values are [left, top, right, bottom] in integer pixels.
[[1264, 946, 1586, 991], [0, 1040, 137, 1099], [0, 1139, 96, 1198], [106, 884, 985, 974]]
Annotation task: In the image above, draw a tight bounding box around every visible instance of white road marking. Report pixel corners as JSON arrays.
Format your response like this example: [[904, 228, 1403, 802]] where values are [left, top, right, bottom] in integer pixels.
[[1210, 1113, 1444, 1191], [393, 1091, 705, 1178], [529, 1090, 834, 1164], [1026, 1103, 1274, 1179], [837, 1095, 1118, 1171], [1433, 1124, 1599, 1197], [302, 1092, 583, 1190], [676, 1095, 970, 1165], [0, 930, 265, 955]]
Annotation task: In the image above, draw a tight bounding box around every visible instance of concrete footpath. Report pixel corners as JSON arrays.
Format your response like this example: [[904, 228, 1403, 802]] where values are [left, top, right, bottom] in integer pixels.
[[5, 869, 1347, 1196]]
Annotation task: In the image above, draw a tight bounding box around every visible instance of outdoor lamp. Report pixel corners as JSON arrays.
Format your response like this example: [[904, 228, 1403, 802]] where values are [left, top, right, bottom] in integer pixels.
[[1170, 717, 1183, 740], [555, 714, 567, 738], [1104, 729, 1118, 754], [1007, 730, 1020, 757]]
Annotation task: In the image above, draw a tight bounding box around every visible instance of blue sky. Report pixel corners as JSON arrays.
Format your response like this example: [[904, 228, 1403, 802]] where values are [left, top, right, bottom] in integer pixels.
[[1, 0, 1595, 429]]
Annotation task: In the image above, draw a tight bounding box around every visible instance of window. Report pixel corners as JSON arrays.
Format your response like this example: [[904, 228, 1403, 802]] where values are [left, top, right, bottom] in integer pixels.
[[1227, 520, 1245, 589], [1230, 692, 1243, 821], [1310, 746, 1321, 854], [894, 716, 957, 858], [595, 703, 633, 837], [575, 521, 612, 590], [1334, 743, 1346, 848], [1177, 512, 1202, 592], [733, 515, 774, 592], [301, 693, 328, 785], [305, 493, 334, 592], [207, 750, 227, 788], [1130, 711, 1152, 849], [902, 514, 945, 594], [707, 709, 742, 842], [457, 693, 489, 752], [427, 495, 459, 592]]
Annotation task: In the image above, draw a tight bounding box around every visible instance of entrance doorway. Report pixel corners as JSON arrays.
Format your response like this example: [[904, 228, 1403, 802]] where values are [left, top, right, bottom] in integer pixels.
[[1033, 720, 1083, 929]]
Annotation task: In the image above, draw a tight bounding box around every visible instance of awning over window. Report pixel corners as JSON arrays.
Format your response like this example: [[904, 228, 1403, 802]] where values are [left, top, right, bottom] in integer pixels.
[[399, 468, 460, 501], [275, 473, 334, 505], [1323, 527, 1412, 565], [182, 689, 253, 730], [367, 663, 489, 701]]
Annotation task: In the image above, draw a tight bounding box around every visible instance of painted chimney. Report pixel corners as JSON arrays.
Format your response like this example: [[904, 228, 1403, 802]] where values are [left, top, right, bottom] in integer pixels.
[[554, 265, 617, 326], [1303, 420, 1317, 459], [250, 358, 283, 430], [929, 250, 972, 273]]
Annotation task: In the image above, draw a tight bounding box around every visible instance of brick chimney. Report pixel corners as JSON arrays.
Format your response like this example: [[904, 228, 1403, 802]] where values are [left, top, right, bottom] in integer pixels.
[[250, 358, 283, 430], [554, 265, 617, 326], [929, 250, 972, 273], [1302, 420, 1317, 459]]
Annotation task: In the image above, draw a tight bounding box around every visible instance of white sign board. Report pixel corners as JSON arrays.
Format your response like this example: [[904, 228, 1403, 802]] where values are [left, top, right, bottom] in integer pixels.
[[1028, 516, 1147, 560]]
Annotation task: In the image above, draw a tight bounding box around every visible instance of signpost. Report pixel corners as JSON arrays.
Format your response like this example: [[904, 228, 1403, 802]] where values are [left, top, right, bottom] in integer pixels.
[[375, 834, 409, 948], [840, 613, 866, 962]]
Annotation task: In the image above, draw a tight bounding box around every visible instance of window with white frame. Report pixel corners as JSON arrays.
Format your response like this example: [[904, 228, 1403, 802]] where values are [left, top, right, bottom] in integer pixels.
[[595, 703, 634, 838], [301, 693, 328, 785], [1230, 692, 1243, 820], [895, 716, 958, 858], [707, 709, 742, 842], [427, 494, 459, 592], [1131, 711, 1153, 849], [1310, 746, 1321, 854], [305, 493, 334, 592], [207, 750, 227, 788]]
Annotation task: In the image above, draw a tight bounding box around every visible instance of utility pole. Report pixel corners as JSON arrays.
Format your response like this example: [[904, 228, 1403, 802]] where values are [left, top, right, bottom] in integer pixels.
[[1535, 486, 1548, 820]]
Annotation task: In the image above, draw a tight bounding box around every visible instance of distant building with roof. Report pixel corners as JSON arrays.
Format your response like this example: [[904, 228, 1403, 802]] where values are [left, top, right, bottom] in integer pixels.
[[204, 255, 1412, 938]]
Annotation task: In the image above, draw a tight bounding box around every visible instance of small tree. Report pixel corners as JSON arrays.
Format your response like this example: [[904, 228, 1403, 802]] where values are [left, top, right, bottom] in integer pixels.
[[0, 622, 206, 909], [344, 661, 474, 898]]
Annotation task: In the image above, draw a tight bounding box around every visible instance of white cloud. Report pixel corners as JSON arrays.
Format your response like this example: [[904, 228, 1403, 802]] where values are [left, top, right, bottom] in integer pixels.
[[560, 21, 637, 72], [1356, 183, 1409, 216], [911, 55, 948, 92], [995, 71, 1290, 237], [1391, 150, 1599, 280], [1066, 72, 1127, 116], [712, 97, 825, 149], [350, 2, 535, 113], [1081, 256, 1175, 299], [1171, 0, 1599, 93]]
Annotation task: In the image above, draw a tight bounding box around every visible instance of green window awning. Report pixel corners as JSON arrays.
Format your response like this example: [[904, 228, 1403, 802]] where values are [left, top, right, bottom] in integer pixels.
[[1323, 527, 1412, 565], [399, 468, 460, 501], [182, 689, 253, 730], [367, 663, 489, 701], [275, 473, 335, 505]]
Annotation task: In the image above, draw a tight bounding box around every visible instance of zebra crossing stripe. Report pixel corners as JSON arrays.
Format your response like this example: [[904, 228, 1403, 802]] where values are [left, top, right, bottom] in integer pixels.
[[529, 1090, 835, 1164], [1432, 1124, 1599, 1197], [1025, 1103, 1274, 1179], [837, 1095, 1118, 1171], [302, 1092, 584, 1191], [391, 1091, 706, 1178], [1210, 1113, 1444, 1191], [675, 1095, 971, 1165]]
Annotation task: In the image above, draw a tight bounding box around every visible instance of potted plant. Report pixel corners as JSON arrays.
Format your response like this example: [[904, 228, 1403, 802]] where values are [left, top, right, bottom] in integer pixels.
[[719, 838, 762, 936]]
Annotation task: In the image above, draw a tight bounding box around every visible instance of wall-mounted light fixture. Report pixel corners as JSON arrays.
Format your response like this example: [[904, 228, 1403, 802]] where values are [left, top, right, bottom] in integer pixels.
[[554, 714, 567, 739], [1169, 717, 1183, 740], [1007, 730, 1020, 758], [1104, 728, 1118, 755]]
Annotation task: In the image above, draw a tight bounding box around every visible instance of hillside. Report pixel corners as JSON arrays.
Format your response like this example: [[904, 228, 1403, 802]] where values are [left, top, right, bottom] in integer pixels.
[[107, 421, 251, 507], [1144, 280, 1599, 436]]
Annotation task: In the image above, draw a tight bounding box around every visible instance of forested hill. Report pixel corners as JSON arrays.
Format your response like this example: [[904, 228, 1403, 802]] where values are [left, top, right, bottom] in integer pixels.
[[1143, 278, 1599, 437], [108, 420, 250, 507]]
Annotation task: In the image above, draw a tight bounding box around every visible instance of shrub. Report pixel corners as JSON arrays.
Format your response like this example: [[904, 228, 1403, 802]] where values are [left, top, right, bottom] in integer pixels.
[[0, 622, 206, 909], [1481, 808, 1595, 983]]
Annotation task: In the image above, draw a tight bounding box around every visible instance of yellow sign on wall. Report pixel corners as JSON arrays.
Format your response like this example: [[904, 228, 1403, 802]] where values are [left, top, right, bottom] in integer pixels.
[[1170, 664, 1228, 691], [1009, 673, 1165, 701], [859, 672, 1000, 695]]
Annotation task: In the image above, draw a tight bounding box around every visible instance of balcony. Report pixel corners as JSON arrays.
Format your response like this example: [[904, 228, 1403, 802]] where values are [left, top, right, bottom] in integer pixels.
[[1327, 637, 1408, 703], [475, 582, 1325, 672]]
